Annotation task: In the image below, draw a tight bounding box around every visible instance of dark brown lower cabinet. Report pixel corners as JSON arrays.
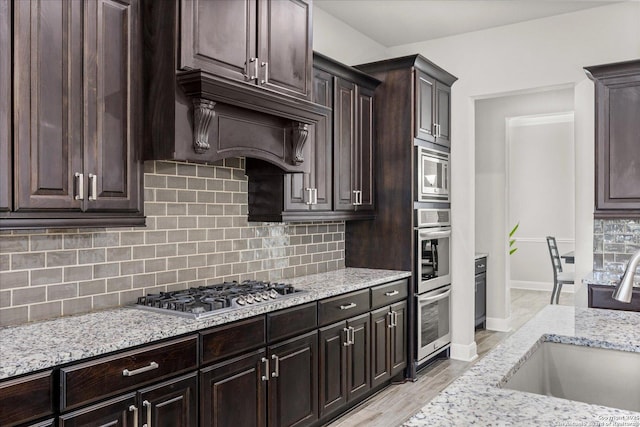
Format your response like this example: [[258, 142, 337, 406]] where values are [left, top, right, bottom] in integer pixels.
[[588, 284, 640, 312], [18, 419, 55, 427], [371, 301, 407, 389], [319, 312, 371, 418], [59, 373, 197, 427], [0, 370, 53, 427], [200, 331, 318, 427], [200, 349, 268, 427]]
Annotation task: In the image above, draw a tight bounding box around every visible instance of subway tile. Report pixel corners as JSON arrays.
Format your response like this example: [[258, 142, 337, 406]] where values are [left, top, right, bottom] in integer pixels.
[[156, 189, 177, 202], [207, 179, 224, 191], [12, 252, 46, 270], [78, 248, 105, 265], [224, 180, 240, 192], [177, 163, 198, 177], [144, 161, 155, 174], [215, 168, 231, 179], [0, 306, 28, 326], [13, 286, 46, 305], [168, 230, 189, 243], [29, 301, 62, 322], [92, 293, 120, 310], [156, 161, 177, 175], [224, 228, 241, 240], [224, 252, 240, 264], [168, 203, 188, 216], [188, 177, 207, 190], [177, 242, 198, 256], [107, 247, 132, 262], [167, 256, 188, 270], [145, 202, 167, 216], [188, 229, 207, 242], [198, 242, 216, 253], [121, 231, 145, 245], [208, 229, 225, 241], [0, 254, 9, 271], [107, 276, 132, 292], [47, 283, 78, 301], [62, 297, 93, 316], [232, 263, 247, 274], [178, 190, 197, 203], [198, 266, 216, 279], [187, 204, 206, 216], [167, 176, 187, 189], [197, 216, 216, 229], [216, 240, 233, 252], [94, 232, 120, 248], [178, 217, 198, 229], [0, 271, 29, 290], [197, 191, 215, 204], [145, 259, 167, 273], [132, 273, 156, 289], [215, 264, 232, 277], [0, 290, 10, 307], [63, 234, 93, 249], [94, 263, 120, 279], [206, 204, 224, 216], [145, 188, 156, 202], [133, 245, 156, 260], [121, 260, 145, 275], [215, 192, 232, 204], [156, 243, 177, 257], [145, 174, 166, 189], [178, 268, 198, 282], [79, 279, 106, 296], [0, 236, 29, 253], [31, 234, 63, 251], [157, 217, 178, 230], [188, 255, 207, 268], [157, 271, 177, 285], [119, 289, 143, 305], [31, 268, 63, 286], [197, 165, 215, 178], [64, 265, 94, 282], [145, 231, 167, 244]]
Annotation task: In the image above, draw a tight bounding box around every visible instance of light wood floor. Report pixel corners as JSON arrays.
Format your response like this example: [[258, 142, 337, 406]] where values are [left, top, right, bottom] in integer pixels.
[[325, 289, 574, 427]]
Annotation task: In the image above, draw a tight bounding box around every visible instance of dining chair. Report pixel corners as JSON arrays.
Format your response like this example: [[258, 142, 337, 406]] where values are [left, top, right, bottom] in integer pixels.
[[546, 236, 574, 304]]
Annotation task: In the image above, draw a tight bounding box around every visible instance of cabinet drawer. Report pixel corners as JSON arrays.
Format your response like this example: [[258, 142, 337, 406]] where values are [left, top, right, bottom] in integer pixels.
[[475, 257, 487, 275], [0, 371, 53, 427], [371, 279, 408, 309], [318, 289, 370, 326], [201, 316, 266, 365], [60, 335, 198, 411], [268, 302, 317, 343]]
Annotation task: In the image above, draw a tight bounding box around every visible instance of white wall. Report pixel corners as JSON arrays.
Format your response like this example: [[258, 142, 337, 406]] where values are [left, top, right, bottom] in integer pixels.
[[314, 1, 640, 361], [312, 7, 389, 65], [475, 89, 575, 330]]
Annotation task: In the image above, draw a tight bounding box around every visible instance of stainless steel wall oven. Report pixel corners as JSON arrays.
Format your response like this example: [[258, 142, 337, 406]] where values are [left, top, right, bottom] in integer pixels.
[[415, 208, 451, 364]]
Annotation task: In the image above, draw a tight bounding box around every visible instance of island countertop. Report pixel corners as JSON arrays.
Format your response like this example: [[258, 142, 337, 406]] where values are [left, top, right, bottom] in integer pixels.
[[404, 305, 640, 426], [0, 267, 410, 380]]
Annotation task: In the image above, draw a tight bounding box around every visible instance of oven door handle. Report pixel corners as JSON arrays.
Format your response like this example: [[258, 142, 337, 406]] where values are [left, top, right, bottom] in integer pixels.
[[418, 229, 451, 239], [418, 288, 451, 303]]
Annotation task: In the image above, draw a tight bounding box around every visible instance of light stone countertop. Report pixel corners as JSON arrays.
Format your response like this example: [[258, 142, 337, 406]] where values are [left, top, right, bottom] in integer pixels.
[[403, 305, 640, 426], [583, 270, 640, 287], [0, 267, 410, 380]]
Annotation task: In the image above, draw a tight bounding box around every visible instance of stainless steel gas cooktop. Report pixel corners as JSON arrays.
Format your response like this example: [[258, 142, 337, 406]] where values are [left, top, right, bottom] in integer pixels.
[[135, 280, 305, 319]]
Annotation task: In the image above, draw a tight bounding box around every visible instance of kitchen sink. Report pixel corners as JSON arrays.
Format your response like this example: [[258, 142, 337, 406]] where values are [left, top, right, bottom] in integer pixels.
[[502, 341, 640, 412]]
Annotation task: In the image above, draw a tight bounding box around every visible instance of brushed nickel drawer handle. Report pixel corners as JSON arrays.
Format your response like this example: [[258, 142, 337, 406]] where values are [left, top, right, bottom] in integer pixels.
[[339, 302, 357, 310], [142, 400, 152, 427], [261, 357, 270, 381], [129, 405, 139, 427], [122, 361, 159, 377], [384, 290, 399, 297]]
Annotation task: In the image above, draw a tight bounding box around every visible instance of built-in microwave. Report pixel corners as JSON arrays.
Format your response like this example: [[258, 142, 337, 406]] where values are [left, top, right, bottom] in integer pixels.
[[415, 146, 449, 203]]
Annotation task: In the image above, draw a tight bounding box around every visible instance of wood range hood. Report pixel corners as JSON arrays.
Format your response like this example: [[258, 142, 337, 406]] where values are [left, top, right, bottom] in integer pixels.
[[142, 0, 329, 174]]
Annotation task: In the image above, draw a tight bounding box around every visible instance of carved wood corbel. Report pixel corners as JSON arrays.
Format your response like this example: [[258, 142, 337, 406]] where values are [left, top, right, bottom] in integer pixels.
[[192, 99, 216, 154], [290, 122, 309, 165]]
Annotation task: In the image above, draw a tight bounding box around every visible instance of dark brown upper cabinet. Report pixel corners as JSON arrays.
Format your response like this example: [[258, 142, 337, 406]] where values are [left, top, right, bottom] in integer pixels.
[[585, 60, 640, 218], [414, 70, 452, 148], [246, 52, 380, 222], [180, 0, 312, 100], [1, 0, 144, 230], [144, 0, 323, 174]]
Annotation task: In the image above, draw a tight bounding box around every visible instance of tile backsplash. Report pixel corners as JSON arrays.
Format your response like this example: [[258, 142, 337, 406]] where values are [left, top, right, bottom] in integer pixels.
[[0, 159, 345, 326], [593, 219, 640, 274]]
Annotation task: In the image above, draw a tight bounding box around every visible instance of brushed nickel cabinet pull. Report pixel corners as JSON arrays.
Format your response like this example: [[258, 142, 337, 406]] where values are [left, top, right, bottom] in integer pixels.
[[343, 327, 350, 346], [129, 405, 139, 427], [142, 400, 152, 427], [88, 173, 97, 201], [261, 61, 269, 84], [385, 290, 399, 297], [305, 188, 313, 205], [271, 354, 279, 378], [261, 357, 270, 381], [74, 172, 84, 200], [387, 312, 394, 329], [339, 302, 357, 310], [122, 361, 159, 377]]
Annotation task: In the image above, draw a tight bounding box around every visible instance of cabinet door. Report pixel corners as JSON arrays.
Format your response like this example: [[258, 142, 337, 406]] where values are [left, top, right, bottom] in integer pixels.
[[200, 349, 267, 427], [318, 322, 347, 417], [414, 70, 435, 143], [370, 307, 391, 389], [595, 75, 640, 214], [58, 393, 136, 427], [179, 0, 258, 82], [475, 273, 487, 327], [390, 301, 407, 376], [83, 0, 142, 213], [435, 81, 451, 147], [334, 78, 356, 211], [258, 0, 312, 99], [138, 373, 197, 427], [268, 331, 318, 427], [356, 86, 375, 212], [346, 313, 371, 402], [0, 0, 10, 212], [13, 0, 84, 212]]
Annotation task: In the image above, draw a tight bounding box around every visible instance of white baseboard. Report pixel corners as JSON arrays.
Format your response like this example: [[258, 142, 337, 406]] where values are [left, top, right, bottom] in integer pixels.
[[486, 316, 512, 332], [450, 341, 478, 362], [510, 280, 575, 293]]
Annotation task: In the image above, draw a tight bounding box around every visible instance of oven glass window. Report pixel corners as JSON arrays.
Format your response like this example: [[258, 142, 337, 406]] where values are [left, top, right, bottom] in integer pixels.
[[421, 237, 450, 281], [420, 296, 450, 345], [422, 157, 446, 192]]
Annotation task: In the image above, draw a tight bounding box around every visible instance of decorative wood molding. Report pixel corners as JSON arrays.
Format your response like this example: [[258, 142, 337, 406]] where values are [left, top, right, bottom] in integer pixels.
[[290, 122, 309, 165], [192, 98, 216, 154]]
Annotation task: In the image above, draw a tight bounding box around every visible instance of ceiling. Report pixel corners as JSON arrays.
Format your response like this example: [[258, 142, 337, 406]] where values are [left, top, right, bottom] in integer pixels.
[[314, 1, 620, 47]]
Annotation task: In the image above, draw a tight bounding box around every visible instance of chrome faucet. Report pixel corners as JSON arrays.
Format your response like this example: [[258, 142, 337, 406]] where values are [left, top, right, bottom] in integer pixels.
[[613, 248, 640, 303]]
